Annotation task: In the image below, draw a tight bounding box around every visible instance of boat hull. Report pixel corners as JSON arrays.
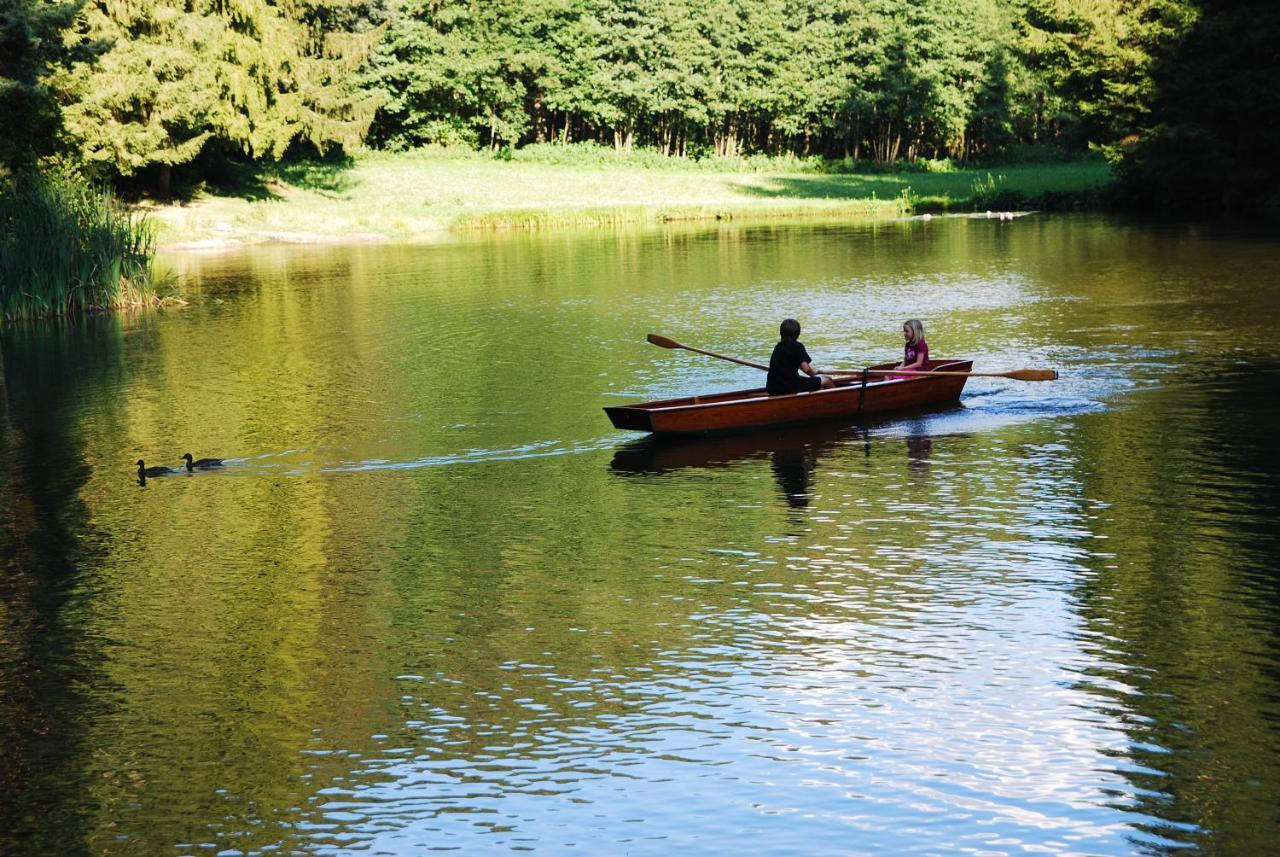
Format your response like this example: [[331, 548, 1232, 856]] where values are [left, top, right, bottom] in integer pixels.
[[604, 360, 972, 435]]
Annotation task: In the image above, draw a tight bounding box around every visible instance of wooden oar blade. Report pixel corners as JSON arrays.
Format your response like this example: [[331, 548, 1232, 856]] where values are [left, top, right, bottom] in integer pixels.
[[647, 333, 681, 349], [1007, 368, 1058, 381]]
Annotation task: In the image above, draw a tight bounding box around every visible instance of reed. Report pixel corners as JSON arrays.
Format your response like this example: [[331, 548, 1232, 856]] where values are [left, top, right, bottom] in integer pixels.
[[0, 174, 159, 321]]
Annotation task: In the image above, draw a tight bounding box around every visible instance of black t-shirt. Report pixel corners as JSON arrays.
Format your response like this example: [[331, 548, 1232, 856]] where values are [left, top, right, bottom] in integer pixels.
[[767, 338, 812, 394]]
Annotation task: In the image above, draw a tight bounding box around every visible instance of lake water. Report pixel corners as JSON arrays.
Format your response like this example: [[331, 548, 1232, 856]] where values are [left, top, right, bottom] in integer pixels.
[[2, 214, 1279, 855]]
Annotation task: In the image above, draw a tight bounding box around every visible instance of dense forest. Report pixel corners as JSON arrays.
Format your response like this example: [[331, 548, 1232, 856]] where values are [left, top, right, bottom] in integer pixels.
[[1, 0, 1277, 211]]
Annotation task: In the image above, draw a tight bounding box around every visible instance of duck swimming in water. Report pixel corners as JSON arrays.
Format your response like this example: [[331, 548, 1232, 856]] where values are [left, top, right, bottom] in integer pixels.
[[182, 452, 225, 471], [137, 459, 175, 478]]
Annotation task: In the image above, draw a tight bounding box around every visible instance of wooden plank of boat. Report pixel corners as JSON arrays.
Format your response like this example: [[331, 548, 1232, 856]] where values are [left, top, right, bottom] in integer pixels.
[[604, 359, 973, 435]]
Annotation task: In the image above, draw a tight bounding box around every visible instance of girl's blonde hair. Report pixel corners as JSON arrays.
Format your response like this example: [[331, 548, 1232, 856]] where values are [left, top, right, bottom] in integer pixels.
[[904, 318, 925, 343]]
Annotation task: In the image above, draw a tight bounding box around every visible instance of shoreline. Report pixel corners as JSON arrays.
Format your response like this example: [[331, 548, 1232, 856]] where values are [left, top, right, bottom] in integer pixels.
[[152, 203, 904, 250], [156, 208, 1041, 252]]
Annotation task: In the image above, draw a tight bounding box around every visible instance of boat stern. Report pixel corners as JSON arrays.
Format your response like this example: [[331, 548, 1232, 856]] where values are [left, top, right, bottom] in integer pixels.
[[603, 406, 654, 432]]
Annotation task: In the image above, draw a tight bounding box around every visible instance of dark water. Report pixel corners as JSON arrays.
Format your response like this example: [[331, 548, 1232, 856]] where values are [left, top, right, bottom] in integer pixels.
[[2, 215, 1279, 855]]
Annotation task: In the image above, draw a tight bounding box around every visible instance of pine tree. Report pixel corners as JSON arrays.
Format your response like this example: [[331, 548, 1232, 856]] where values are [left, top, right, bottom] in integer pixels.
[[56, 0, 385, 191], [0, 0, 82, 171]]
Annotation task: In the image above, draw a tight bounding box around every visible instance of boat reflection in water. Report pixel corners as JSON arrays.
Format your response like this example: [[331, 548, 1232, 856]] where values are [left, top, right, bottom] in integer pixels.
[[610, 421, 872, 508], [905, 435, 933, 474], [610, 404, 960, 507]]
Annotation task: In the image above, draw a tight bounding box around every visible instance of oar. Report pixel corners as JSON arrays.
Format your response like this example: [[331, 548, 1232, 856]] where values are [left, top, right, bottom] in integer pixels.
[[648, 333, 1058, 381], [830, 367, 1058, 381], [646, 333, 769, 371]]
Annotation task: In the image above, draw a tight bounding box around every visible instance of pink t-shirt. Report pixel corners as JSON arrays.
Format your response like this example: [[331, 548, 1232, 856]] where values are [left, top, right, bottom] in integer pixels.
[[904, 338, 929, 369]]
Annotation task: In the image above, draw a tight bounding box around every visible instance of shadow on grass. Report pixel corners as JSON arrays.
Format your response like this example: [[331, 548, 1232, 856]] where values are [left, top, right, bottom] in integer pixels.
[[177, 152, 359, 203], [268, 158, 356, 197], [739, 166, 1112, 212], [740, 174, 918, 202]]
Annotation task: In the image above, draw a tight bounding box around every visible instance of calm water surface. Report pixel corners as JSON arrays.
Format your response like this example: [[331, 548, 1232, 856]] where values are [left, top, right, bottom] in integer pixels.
[[2, 215, 1279, 855]]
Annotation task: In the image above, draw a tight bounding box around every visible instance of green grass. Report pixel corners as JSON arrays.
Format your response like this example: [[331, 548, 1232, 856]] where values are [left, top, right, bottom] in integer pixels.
[[148, 148, 1115, 246], [1, 174, 167, 321]]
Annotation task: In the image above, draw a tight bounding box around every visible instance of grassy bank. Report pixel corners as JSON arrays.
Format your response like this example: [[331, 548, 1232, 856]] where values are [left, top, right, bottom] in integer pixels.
[[1, 175, 165, 321], [150, 148, 1114, 247]]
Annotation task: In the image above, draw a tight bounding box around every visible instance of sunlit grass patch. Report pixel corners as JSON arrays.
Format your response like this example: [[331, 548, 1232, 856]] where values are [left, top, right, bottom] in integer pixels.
[[150, 149, 1115, 245]]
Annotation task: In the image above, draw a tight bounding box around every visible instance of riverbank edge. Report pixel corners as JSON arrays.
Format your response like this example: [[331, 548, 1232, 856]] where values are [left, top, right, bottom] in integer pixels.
[[152, 200, 918, 250]]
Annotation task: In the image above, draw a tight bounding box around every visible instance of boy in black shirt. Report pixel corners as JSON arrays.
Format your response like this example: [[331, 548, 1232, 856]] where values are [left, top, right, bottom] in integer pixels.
[[767, 318, 834, 395]]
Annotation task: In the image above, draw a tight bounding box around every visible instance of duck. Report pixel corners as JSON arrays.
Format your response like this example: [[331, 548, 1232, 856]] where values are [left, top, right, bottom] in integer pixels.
[[182, 452, 225, 471], [137, 459, 176, 478]]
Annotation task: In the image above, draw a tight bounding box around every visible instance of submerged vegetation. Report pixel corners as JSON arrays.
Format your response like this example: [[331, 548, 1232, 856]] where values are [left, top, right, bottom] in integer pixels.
[[0, 175, 162, 321]]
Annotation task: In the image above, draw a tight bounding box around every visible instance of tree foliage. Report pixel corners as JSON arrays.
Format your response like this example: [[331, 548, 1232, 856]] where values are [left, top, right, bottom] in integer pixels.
[[0, 0, 84, 171], [51, 0, 385, 189], [365, 0, 1155, 165], [1120, 0, 1280, 213], [8, 0, 1278, 211], [1013, 0, 1195, 149]]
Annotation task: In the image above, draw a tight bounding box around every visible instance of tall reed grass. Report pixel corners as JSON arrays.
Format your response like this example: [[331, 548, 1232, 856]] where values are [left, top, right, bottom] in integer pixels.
[[0, 174, 158, 321]]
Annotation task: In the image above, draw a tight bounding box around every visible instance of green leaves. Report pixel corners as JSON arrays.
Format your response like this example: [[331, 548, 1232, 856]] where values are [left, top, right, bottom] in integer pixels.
[[54, 0, 387, 187], [363, 0, 1041, 164], [17, 0, 1245, 200], [0, 0, 83, 171]]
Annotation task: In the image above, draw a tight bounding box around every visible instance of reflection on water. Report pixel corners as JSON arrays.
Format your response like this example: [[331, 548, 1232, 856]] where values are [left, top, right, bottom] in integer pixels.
[[905, 435, 933, 474], [612, 422, 875, 509], [768, 442, 817, 508], [2, 216, 1280, 854]]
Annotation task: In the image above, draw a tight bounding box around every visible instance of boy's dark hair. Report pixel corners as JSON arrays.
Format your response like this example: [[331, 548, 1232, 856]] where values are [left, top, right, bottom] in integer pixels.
[[779, 318, 801, 339]]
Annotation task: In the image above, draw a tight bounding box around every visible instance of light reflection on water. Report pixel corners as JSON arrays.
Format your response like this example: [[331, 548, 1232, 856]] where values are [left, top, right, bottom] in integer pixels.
[[2, 216, 1279, 854]]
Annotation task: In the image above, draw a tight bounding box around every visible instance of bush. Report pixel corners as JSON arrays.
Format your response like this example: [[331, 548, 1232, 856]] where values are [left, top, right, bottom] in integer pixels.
[[0, 173, 158, 321]]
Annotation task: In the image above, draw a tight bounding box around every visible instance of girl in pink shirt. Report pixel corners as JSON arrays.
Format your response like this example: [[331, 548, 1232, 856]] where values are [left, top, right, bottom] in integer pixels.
[[895, 318, 929, 376]]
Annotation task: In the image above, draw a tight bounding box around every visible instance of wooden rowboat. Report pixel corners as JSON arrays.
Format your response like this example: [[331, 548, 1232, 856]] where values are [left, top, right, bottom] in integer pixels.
[[604, 359, 973, 435]]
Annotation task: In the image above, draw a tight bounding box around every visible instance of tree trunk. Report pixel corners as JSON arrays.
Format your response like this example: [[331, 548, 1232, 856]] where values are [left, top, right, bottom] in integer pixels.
[[613, 125, 634, 152], [532, 95, 546, 143], [715, 126, 738, 159], [156, 164, 172, 198]]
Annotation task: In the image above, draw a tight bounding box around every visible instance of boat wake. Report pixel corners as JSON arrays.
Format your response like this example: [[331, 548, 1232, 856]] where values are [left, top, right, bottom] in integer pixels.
[[181, 438, 624, 477]]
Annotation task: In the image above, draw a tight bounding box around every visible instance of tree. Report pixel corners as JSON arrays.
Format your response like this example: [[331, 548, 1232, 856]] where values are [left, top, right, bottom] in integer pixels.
[[0, 0, 82, 172], [1012, 0, 1193, 150], [1121, 0, 1280, 213], [366, 0, 537, 150], [54, 0, 385, 193]]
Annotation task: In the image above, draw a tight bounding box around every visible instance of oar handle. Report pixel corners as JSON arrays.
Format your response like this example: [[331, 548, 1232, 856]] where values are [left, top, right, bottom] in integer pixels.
[[647, 334, 1058, 382]]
